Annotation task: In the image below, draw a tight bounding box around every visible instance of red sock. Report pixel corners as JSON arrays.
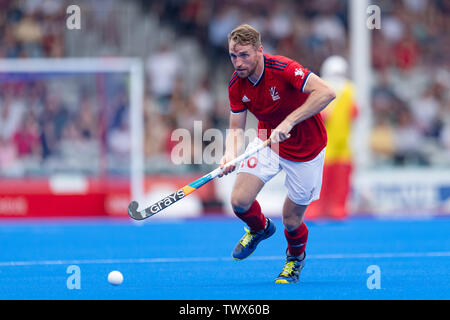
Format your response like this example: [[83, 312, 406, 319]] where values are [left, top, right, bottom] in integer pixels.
[[234, 200, 266, 233], [285, 222, 308, 257]]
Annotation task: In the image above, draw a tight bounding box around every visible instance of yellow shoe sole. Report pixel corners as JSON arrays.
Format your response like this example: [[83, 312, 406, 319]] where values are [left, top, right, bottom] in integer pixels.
[[275, 279, 289, 284]]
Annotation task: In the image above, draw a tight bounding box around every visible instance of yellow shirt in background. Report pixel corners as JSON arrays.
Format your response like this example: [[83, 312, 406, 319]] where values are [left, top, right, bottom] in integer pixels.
[[321, 80, 356, 163]]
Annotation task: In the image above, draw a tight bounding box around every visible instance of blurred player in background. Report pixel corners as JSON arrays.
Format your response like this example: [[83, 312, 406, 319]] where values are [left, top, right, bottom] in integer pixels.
[[307, 56, 357, 220], [219, 24, 336, 283]]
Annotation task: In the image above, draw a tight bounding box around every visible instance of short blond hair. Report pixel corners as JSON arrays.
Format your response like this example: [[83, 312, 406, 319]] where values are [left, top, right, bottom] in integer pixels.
[[228, 24, 261, 49]]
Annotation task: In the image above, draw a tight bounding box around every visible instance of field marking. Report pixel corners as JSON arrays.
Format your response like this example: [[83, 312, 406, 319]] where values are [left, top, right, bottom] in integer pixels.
[[0, 251, 449, 267]]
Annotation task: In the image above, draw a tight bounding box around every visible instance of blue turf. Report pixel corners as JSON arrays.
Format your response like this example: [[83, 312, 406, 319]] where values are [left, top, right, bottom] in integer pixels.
[[0, 217, 449, 300]]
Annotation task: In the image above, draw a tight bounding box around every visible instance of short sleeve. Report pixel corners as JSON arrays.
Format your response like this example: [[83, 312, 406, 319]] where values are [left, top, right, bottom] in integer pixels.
[[285, 61, 312, 93], [228, 73, 247, 113]]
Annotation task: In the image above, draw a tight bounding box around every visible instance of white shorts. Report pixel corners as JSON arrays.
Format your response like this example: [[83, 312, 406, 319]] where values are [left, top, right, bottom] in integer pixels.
[[237, 138, 326, 206]]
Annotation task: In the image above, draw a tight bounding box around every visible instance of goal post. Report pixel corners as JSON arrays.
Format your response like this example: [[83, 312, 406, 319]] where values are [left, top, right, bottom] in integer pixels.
[[350, 0, 372, 170], [0, 57, 145, 208]]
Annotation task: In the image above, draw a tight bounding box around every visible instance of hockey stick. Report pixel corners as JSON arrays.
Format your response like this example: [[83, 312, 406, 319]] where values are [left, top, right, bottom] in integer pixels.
[[128, 138, 271, 220]]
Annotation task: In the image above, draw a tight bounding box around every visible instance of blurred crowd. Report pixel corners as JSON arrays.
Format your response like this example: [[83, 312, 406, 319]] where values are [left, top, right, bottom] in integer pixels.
[[0, 0, 449, 176], [370, 0, 450, 166]]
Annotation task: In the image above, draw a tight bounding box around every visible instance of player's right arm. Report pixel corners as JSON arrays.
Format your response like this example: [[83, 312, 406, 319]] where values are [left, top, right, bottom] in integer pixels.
[[219, 110, 247, 177]]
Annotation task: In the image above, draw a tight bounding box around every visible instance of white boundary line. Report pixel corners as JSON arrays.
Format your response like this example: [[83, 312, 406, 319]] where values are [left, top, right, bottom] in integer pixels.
[[0, 252, 449, 267]]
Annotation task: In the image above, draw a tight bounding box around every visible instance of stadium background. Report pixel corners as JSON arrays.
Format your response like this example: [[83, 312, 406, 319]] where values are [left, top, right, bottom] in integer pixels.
[[0, 0, 449, 219]]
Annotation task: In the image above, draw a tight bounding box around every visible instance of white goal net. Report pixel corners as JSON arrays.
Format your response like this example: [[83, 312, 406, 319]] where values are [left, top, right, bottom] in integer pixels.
[[0, 58, 145, 206]]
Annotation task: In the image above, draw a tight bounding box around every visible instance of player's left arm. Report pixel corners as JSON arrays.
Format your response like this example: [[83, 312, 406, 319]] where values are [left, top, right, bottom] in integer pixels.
[[271, 73, 336, 144]]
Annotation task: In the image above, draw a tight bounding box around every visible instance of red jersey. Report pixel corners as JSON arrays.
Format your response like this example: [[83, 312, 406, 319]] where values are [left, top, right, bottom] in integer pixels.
[[228, 53, 327, 162]]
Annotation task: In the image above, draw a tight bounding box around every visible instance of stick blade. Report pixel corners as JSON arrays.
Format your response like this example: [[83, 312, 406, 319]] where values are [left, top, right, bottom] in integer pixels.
[[128, 201, 145, 220]]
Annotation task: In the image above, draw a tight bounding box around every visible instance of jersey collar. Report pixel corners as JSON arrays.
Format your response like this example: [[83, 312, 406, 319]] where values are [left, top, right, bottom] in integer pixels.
[[248, 56, 265, 87]]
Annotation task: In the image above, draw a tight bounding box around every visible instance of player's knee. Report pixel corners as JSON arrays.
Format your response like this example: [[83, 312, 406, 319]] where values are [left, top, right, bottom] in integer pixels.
[[282, 216, 302, 232], [231, 194, 253, 214]]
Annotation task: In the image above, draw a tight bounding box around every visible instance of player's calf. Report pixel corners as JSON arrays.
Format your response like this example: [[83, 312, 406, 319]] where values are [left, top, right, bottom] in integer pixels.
[[232, 200, 267, 233], [284, 221, 308, 257]]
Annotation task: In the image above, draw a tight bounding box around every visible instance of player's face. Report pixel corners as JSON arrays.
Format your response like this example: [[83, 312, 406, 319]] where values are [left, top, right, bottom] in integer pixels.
[[229, 41, 261, 79]]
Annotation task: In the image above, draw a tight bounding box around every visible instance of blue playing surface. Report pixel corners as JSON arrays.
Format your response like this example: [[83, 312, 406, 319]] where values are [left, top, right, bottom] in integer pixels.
[[0, 216, 449, 300]]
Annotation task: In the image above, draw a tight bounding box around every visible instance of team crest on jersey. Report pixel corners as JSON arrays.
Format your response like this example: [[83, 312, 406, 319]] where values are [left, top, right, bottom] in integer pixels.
[[295, 68, 304, 78], [270, 87, 280, 101]]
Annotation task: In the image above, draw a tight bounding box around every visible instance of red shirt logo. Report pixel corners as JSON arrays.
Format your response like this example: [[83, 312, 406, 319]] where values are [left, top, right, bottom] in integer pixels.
[[269, 87, 280, 101]]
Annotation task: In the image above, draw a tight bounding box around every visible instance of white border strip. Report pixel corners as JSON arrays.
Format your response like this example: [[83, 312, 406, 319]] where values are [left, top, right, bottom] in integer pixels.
[[1, 252, 449, 267], [0, 58, 141, 73]]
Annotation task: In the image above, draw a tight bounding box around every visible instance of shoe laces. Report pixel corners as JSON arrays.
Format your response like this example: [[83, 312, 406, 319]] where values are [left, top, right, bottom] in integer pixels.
[[280, 260, 297, 277], [240, 227, 255, 247]]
